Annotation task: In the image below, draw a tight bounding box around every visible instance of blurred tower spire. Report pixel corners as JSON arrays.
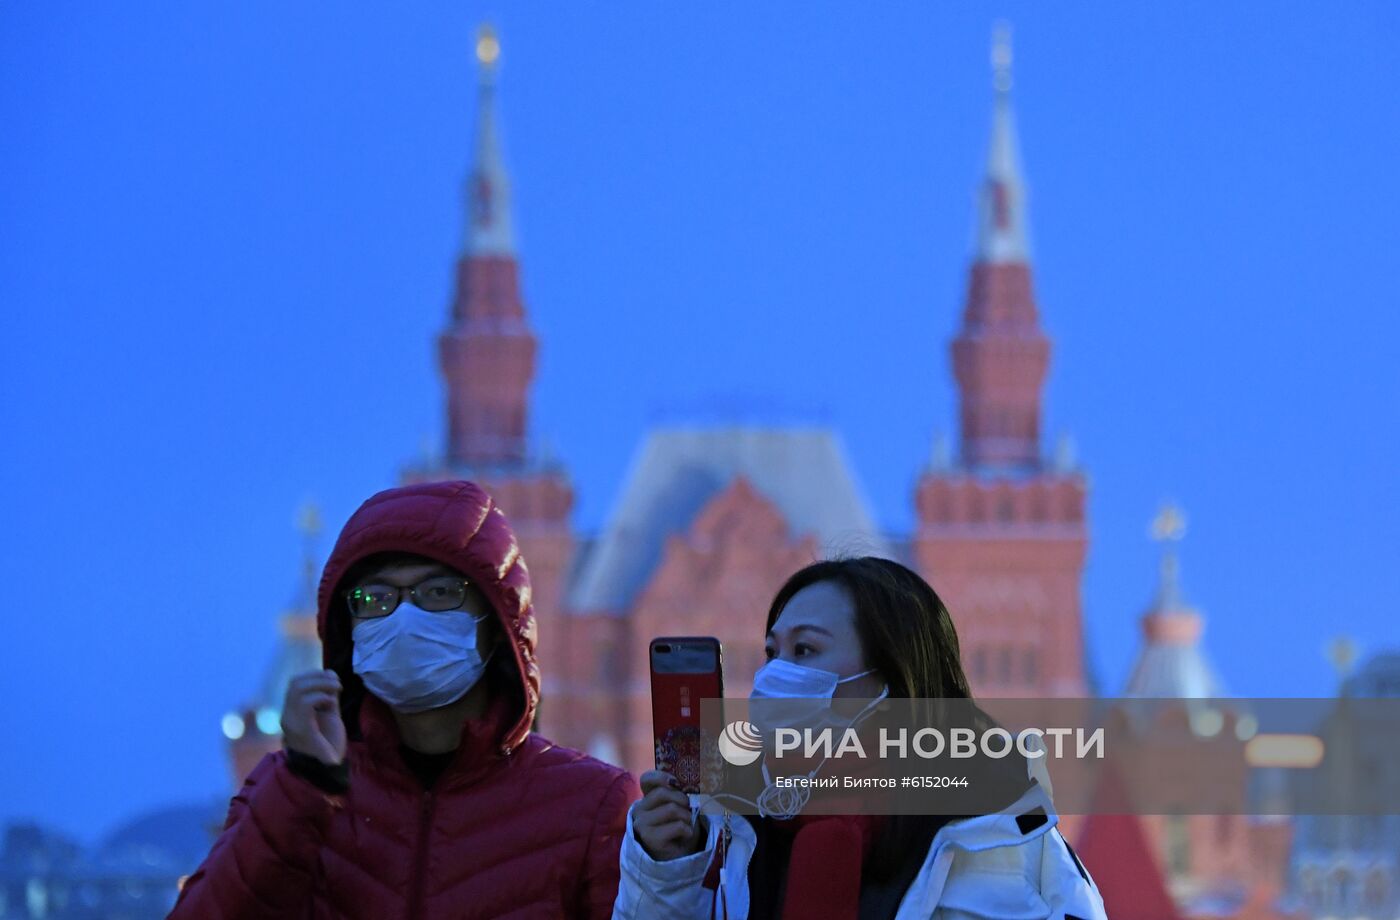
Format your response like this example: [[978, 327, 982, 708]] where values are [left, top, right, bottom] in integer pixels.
[[414, 25, 576, 733], [439, 22, 538, 467], [467, 24, 515, 256], [948, 20, 1049, 469], [223, 502, 325, 789], [1325, 635, 1358, 683], [914, 24, 1089, 699], [1124, 503, 1226, 698], [978, 22, 1029, 263], [1150, 501, 1187, 609], [292, 499, 322, 615]]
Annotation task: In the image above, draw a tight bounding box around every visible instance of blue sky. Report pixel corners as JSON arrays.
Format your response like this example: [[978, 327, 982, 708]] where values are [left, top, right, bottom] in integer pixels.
[[2, 2, 1397, 842]]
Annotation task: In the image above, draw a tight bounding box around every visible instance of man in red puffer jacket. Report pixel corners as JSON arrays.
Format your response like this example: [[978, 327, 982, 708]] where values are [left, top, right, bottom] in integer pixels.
[[172, 480, 640, 919]]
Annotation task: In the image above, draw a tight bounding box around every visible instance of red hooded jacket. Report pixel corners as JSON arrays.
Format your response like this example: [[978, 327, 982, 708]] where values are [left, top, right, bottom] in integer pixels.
[[172, 480, 640, 919]]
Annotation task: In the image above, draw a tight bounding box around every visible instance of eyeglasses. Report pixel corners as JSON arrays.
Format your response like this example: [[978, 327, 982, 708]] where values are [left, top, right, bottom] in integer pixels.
[[347, 576, 474, 619]]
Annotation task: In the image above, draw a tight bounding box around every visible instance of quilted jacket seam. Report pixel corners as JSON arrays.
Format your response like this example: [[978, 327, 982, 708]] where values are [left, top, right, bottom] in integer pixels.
[[245, 785, 316, 877], [575, 770, 633, 911], [450, 484, 491, 555], [320, 827, 407, 903], [229, 816, 309, 916]]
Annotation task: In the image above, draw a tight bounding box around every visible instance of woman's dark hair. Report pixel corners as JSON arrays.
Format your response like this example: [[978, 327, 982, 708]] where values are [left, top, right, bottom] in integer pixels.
[[764, 556, 972, 701], [762, 556, 980, 885]]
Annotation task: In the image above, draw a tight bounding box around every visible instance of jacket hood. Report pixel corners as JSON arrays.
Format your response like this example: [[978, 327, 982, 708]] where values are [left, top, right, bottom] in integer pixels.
[[316, 480, 540, 754]]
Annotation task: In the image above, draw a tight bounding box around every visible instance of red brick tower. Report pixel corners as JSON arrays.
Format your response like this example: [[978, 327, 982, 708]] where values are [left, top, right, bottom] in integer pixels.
[[403, 26, 575, 730], [913, 26, 1088, 698]]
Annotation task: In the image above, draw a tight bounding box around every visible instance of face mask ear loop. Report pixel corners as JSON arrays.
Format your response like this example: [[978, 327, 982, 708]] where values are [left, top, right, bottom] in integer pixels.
[[723, 688, 891, 821]]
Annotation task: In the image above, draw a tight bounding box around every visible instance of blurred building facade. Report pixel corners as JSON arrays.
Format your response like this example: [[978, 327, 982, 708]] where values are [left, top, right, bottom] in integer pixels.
[[203, 23, 1362, 920], [1287, 653, 1400, 919], [395, 26, 1092, 777], [0, 801, 223, 920], [1089, 512, 1296, 919]]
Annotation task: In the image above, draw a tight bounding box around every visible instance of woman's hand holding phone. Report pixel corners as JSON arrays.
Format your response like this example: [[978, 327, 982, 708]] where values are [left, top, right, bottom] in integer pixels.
[[633, 770, 705, 861]]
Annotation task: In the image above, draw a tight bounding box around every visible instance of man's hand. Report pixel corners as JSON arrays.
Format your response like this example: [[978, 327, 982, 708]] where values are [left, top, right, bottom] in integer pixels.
[[280, 670, 348, 766], [633, 770, 705, 861]]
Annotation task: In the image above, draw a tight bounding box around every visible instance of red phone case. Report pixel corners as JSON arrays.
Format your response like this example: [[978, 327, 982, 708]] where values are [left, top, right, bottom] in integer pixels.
[[650, 637, 724, 794]]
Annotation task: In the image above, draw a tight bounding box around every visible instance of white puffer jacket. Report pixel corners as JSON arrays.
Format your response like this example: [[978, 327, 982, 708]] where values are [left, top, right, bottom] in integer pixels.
[[612, 772, 1107, 920]]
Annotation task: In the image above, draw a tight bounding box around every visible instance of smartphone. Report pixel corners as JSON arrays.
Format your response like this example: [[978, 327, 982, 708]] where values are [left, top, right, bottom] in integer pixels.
[[650, 636, 724, 794]]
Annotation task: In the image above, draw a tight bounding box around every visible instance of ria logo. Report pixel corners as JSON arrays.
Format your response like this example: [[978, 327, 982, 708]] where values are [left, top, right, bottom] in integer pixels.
[[718, 720, 764, 766]]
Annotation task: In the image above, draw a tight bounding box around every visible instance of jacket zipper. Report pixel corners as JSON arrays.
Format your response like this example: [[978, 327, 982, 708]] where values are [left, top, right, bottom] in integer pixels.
[[718, 813, 732, 920], [406, 789, 436, 920]]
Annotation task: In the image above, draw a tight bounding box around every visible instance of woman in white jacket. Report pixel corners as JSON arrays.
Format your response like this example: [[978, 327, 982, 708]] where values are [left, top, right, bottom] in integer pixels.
[[613, 557, 1107, 920]]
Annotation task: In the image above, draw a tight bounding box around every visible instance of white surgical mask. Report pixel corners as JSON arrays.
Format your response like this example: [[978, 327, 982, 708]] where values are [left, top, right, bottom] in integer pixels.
[[749, 658, 887, 734], [739, 658, 889, 820], [352, 604, 493, 714], [751, 658, 877, 700]]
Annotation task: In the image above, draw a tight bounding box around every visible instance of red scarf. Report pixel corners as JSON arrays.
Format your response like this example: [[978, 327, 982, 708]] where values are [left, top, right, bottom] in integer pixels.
[[771, 812, 885, 920], [755, 721, 890, 920], [701, 811, 886, 920], [703, 720, 892, 919]]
